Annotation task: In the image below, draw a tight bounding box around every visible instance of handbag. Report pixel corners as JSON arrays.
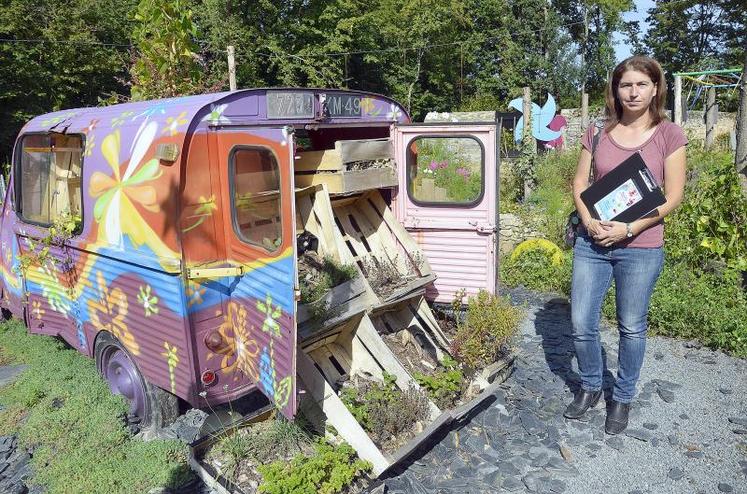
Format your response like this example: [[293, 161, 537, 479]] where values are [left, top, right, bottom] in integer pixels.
[[564, 121, 604, 247]]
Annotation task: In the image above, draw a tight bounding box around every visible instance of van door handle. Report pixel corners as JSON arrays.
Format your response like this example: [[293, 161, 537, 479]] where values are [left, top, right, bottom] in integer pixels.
[[187, 266, 244, 279]]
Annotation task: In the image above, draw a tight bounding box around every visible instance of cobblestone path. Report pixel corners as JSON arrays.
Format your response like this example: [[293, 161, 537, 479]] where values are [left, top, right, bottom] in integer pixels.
[[379, 289, 747, 494]]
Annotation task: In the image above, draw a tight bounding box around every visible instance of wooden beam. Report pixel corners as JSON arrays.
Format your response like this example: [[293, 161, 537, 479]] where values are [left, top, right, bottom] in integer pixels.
[[674, 75, 682, 126]]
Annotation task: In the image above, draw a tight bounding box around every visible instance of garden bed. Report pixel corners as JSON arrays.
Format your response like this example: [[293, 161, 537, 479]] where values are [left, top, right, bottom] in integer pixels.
[[193, 406, 372, 494]]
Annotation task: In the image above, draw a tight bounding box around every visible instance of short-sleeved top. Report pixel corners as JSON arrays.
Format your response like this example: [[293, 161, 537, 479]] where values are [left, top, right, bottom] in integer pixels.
[[581, 120, 688, 248]]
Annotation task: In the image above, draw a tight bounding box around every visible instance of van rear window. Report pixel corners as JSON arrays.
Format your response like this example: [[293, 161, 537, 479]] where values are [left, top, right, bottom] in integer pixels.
[[230, 147, 283, 252], [18, 134, 83, 226]]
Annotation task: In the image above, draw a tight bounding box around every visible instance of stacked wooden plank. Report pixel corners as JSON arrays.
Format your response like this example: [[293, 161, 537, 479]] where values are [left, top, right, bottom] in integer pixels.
[[294, 138, 397, 194]]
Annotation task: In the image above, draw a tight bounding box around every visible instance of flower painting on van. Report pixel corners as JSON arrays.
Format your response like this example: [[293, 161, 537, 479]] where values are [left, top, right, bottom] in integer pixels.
[[88, 123, 177, 263], [88, 271, 139, 356]]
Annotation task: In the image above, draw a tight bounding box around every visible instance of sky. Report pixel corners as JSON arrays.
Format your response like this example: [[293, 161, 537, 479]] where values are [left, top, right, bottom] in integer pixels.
[[614, 0, 656, 62]]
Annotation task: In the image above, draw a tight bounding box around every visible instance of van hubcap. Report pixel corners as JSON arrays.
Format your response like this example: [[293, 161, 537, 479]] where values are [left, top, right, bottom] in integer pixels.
[[104, 348, 146, 421]]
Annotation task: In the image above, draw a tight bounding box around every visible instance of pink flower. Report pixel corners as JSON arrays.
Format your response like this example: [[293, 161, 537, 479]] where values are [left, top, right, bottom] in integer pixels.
[[439, 161, 449, 169], [429, 160, 439, 171], [457, 167, 470, 178]]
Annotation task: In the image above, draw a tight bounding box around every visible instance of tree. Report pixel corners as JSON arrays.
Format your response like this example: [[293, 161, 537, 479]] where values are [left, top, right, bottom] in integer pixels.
[[553, 0, 634, 98], [0, 0, 136, 165], [130, 0, 206, 100]]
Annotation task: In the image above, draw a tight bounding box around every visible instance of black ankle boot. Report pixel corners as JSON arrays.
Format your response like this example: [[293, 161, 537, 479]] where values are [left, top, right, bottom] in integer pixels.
[[563, 389, 602, 419], [605, 400, 631, 435]]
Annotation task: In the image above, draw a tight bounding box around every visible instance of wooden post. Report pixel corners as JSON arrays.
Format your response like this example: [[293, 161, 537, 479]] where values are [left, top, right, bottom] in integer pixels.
[[523, 87, 532, 146], [227, 45, 237, 91], [736, 52, 747, 199], [581, 93, 589, 130], [705, 87, 717, 150], [522, 87, 534, 199], [674, 75, 682, 126]]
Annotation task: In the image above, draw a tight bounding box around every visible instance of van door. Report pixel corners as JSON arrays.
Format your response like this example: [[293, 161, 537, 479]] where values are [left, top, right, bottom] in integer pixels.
[[393, 124, 498, 303], [212, 127, 297, 418]]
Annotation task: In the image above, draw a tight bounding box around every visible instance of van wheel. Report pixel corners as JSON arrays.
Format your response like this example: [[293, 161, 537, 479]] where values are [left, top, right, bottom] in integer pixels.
[[95, 332, 179, 431]]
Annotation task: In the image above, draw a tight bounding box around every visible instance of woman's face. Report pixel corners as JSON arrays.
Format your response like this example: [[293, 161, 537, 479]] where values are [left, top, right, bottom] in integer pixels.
[[616, 69, 657, 115]]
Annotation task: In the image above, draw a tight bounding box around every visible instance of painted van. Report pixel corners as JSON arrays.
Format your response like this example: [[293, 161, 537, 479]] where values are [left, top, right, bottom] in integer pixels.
[[0, 89, 499, 425]]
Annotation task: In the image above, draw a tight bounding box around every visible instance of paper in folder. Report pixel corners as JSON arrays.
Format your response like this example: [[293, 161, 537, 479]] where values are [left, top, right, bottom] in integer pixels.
[[580, 152, 666, 223]]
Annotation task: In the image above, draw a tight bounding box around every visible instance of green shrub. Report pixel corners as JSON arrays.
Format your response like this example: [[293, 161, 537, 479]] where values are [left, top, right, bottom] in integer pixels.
[[666, 148, 747, 272], [519, 149, 579, 246], [601, 263, 747, 357], [258, 440, 371, 494], [501, 241, 572, 296], [451, 290, 521, 369], [300, 256, 357, 304], [0, 320, 192, 493], [414, 355, 464, 409], [339, 372, 429, 443]]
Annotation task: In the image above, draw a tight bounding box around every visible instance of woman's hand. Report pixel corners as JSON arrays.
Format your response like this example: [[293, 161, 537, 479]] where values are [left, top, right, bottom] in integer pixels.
[[583, 218, 609, 239], [592, 221, 628, 247]]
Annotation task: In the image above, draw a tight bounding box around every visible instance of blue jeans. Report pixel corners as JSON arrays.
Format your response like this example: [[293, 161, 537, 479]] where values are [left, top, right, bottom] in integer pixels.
[[571, 234, 664, 403]]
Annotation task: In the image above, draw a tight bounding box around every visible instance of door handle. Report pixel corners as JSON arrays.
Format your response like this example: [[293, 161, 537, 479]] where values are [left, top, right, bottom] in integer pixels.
[[187, 266, 244, 279]]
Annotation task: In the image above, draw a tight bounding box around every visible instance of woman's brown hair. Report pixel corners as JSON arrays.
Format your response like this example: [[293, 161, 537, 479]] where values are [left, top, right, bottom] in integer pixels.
[[604, 56, 668, 130]]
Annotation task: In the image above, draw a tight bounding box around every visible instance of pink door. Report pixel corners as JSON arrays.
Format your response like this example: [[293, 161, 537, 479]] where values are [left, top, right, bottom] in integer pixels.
[[393, 124, 498, 303]]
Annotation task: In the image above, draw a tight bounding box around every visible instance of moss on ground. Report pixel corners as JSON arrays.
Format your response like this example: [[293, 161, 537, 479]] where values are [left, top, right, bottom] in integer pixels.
[[0, 319, 193, 493]]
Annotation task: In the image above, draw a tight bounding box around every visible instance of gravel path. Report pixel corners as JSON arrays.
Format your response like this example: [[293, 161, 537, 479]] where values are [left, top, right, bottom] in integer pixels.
[[381, 288, 747, 494]]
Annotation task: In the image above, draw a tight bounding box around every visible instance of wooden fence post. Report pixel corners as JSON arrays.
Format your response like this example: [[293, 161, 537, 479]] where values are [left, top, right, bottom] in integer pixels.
[[227, 45, 237, 91], [581, 93, 589, 130]]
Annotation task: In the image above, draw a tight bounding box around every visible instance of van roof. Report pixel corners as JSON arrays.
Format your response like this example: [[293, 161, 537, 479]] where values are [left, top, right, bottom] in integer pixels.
[[21, 88, 410, 137]]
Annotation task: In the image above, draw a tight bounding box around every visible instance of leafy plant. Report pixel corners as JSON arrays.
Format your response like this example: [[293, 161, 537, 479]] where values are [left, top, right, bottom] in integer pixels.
[[450, 290, 521, 369], [666, 148, 747, 272], [299, 256, 357, 304], [339, 372, 429, 443], [501, 240, 572, 295], [257, 439, 371, 494], [414, 355, 464, 409], [16, 211, 81, 277]]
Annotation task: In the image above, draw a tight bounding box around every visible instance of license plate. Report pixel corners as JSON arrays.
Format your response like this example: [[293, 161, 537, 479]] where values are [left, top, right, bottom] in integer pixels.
[[325, 94, 361, 117]]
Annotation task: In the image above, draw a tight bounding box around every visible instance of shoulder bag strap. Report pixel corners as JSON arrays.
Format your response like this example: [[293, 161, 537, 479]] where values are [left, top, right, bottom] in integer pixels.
[[588, 120, 604, 184]]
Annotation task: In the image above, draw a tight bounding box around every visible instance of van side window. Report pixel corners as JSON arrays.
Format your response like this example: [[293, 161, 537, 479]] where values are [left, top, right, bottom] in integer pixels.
[[18, 134, 83, 226], [230, 147, 283, 252], [407, 136, 484, 206]]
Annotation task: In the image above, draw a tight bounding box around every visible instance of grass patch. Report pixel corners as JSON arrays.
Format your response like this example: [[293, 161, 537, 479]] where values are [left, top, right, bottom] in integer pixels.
[[0, 319, 193, 493]]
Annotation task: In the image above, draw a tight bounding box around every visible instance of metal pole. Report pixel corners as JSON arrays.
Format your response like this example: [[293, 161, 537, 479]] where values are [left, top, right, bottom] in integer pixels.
[[674, 75, 682, 126], [227, 45, 237, 91], [705, 87, 717, 150]]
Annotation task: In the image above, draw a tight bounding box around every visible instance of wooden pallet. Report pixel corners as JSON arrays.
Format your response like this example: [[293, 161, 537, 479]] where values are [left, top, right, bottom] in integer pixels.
[[294, 167, 397, 195], [294, 138, 397, 195]]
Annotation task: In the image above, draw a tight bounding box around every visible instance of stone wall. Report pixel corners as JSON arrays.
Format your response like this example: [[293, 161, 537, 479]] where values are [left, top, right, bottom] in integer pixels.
[[498, 213, 542, 256]]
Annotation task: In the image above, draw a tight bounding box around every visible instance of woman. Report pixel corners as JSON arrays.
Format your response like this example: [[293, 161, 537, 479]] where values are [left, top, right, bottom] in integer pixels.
[[563, 56, 687, 435]]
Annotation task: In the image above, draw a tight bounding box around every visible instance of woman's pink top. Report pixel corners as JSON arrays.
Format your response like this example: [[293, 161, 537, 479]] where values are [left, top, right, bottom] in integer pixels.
[[581, 120, 688, 248]]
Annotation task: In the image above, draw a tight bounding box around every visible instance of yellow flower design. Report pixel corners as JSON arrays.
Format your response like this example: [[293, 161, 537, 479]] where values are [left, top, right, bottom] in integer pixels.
[[31, 300, 45, 320], [208, 301, 260, 381], [88, 124, 176, 262], [162, 111, 188, 136], [182, 195, 218, 233], [161, 342, 179, 394], [186, 280, 206, 307], [88, 271, 139, 356]]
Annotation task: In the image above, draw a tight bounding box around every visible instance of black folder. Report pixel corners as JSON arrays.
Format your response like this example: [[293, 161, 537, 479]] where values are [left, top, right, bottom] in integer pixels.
[[580, 152, 666, 223]]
